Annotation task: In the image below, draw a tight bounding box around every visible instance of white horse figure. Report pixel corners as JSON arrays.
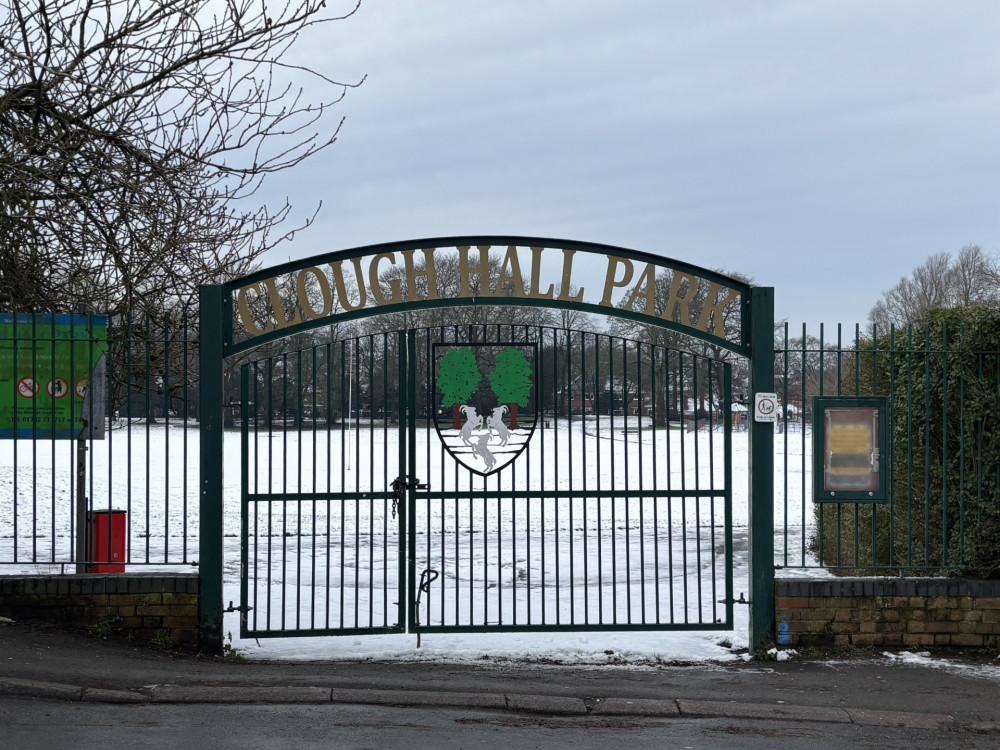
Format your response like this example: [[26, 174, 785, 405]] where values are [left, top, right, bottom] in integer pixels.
[[459, 405, 482, 446], [487, 404, 510, 447], [472, 434, 496, 471]]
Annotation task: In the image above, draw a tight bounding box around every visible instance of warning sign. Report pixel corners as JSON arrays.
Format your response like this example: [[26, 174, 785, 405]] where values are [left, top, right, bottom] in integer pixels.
[[1, 313, 107, 439], [17, 377, 39, 399], [754, 392, 778, 423], [46, 378, 69, 398]]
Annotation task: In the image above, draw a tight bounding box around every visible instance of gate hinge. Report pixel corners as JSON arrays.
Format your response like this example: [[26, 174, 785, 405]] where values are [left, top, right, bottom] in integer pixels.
[[223, 600, 253, 614], [718, 592, 749, 605]]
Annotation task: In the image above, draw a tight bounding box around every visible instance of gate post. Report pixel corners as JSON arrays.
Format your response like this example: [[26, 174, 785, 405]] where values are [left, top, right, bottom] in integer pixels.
[[198, 285, 225, 654], [748, 286, 775, 653]]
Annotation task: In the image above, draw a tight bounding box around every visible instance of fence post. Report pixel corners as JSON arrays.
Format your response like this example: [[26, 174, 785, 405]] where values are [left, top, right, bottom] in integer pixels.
[[198, 285, 225, 654], [748, 286, 775, 652]]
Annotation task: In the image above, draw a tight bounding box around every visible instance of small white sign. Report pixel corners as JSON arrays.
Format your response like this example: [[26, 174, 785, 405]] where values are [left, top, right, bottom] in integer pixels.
[[754, 393, 778, 423]]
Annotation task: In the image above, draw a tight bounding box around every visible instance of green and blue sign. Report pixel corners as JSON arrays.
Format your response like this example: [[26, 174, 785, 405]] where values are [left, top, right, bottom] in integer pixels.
[[0, 313, 108, 439]]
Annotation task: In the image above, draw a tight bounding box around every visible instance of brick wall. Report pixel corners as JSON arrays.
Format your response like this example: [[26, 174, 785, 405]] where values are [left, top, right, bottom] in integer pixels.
[[776, 578, 1000, 649], [0, 574, 199, 650]]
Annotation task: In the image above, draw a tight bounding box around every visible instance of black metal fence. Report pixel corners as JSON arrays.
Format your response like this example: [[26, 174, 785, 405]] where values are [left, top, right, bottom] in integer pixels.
[[774, 316, 1000, 577], [0, 312, 200, 570], [4, 311, 998, 579]]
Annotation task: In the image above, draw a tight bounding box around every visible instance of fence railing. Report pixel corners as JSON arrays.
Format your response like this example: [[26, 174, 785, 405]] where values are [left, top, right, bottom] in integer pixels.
[[4, 313, 998, 578], [1, 312, 200, 571], [774, 318, 1000, 577]]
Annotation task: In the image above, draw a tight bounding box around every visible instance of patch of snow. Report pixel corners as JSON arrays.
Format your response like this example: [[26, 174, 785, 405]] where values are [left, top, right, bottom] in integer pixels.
[[767, 647, 797, 662], [879, 651, 1000, 684]]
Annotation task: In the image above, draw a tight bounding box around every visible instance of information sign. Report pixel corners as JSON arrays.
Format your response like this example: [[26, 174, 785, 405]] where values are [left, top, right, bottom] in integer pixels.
[[0, 314, 108, 439], [812, 396, 888, 502]]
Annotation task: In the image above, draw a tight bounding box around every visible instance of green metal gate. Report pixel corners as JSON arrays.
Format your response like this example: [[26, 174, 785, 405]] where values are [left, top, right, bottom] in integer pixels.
[[239, 325, 733, 638], [240, 331, 407, 636]]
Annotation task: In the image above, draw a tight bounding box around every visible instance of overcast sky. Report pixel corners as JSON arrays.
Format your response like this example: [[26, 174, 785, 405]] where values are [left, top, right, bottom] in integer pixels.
[[259, 0, 1000, 331]]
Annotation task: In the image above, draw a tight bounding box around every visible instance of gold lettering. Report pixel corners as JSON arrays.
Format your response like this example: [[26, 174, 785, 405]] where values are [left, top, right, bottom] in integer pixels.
[[696, 282, 739, 337], [296, 267, 332, 320], [263, 276, 301, 330], [620, 263, 657, 314], [661, 271, 698, 324], [457, 245, 493, 297], [235, 247, 741, 342], [401, 248, 440, 301], [236, 283, 275, 335], [369, 253, 403, 306], [525, 246, 555, 300], [557, 249, 584, 302], [328, 258, 368, 312], [600, 256, 634, 307], [495, 246, 527, 298]]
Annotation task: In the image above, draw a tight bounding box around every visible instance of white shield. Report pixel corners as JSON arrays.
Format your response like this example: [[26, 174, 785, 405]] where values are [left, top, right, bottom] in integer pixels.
[[433, 343, 537, 477]]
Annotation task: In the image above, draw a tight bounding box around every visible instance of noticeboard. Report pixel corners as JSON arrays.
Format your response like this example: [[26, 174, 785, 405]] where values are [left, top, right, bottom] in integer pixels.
[[0, 313, 108, 439], [812, 396, 888, 503]]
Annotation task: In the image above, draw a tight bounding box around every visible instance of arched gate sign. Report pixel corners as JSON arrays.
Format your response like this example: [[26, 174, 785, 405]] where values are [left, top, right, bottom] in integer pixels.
[[199, 237, 774, 652]]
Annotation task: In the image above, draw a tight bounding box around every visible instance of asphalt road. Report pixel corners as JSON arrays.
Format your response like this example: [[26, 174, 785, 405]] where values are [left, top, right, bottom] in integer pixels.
[[1, 697, 995, 750], [2, 623, 999, 749]]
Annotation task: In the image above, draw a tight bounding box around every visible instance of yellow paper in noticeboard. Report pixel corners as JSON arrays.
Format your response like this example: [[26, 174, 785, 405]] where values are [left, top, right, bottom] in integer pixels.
[[824, 409, 878, 490]]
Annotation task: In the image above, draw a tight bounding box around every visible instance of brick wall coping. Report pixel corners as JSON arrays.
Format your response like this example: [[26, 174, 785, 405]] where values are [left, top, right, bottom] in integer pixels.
[[0, 574, 199, 596], [776, 577, 1000, 598]]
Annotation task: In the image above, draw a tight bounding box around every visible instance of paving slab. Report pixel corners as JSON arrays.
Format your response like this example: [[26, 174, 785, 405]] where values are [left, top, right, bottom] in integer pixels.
[[148, 685, 331, 704], [0, 677, 83, 702], [81, 687, 147, 704], [844, 707, 956, 729], [505, 693, 589, 716], [678, 698, 851, 724], [329, 687, 506, 711], [589, 697, 681, 717]]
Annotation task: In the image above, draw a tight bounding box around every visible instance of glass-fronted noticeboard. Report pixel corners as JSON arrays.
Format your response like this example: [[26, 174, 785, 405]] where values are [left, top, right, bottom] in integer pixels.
[[812, 396, 888, 503]]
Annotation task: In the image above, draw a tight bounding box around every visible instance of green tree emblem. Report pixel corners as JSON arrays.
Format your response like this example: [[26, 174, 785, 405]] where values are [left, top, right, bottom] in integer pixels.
[[489, 347, 532, 430], [437, 347, 481, 429]]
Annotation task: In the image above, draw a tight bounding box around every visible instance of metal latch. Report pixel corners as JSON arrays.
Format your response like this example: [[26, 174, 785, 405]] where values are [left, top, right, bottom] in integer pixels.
[[223, 600, 253, 614], [414, 569, 439, 648], [718, 592, 749, 605], [390, 476, 428, 519]]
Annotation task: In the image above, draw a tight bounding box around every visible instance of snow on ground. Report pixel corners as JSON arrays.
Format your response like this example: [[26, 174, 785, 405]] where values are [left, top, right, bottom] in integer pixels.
[[0, 420, 838, 664], [878, 652, 1000, 684]]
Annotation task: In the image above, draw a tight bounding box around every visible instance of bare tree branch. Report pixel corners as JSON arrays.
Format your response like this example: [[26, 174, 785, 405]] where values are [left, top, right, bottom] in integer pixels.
[[868, 247, 1000, 330], [0, 0, 362, 317]]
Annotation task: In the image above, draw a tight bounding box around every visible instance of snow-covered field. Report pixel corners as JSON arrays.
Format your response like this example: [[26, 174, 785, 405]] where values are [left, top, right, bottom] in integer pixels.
[[2, 419, 821, 662], [5, 421, 998, 683]]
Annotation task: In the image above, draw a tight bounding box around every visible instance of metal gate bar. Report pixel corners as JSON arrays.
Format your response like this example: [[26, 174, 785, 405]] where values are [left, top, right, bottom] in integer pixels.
[[240, 325, 733, 638], [408, 326, 733, 633], [240, 332, 406, 637]]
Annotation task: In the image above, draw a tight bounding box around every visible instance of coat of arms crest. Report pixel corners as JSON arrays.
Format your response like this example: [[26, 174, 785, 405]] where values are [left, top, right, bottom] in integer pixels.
[[432, 343, 537, 476]]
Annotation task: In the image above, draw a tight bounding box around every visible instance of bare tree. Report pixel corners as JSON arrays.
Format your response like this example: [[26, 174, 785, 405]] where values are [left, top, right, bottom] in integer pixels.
[[869, 247, 1000, 330], [608, 267, 752, 417], [552, 285, 597, 332], [948, 244, 1000, 309], [0, 0, 361, 316]]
